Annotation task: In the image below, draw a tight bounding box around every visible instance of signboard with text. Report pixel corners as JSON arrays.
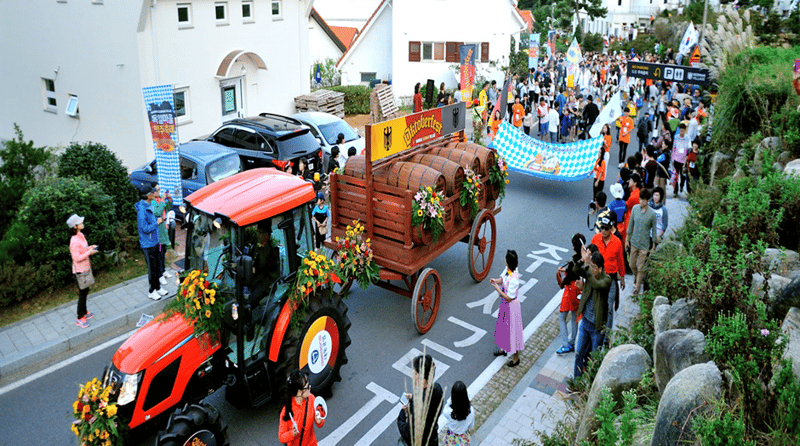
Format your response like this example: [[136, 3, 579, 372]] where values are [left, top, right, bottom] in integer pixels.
[[368, 102, 466, 163], [626, 61, 711, 86]]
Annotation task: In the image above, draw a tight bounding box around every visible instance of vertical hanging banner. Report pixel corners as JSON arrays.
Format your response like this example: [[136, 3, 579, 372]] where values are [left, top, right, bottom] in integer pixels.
[[459, 44, 477, 104], [528, 33, 540, 70], [566, 38, 582, 88], [547, 30, 557, 58], [142, 85, 183, 205]]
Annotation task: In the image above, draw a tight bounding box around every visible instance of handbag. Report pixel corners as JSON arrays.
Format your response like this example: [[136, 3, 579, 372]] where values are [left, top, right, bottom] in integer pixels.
[[318, 223, 328, 235], [76, 269, 95, 290]]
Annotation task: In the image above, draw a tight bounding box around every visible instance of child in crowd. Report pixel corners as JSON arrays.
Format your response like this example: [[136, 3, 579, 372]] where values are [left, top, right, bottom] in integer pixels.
[[556, 234, 584, 354], [443, 381, 474, 445]]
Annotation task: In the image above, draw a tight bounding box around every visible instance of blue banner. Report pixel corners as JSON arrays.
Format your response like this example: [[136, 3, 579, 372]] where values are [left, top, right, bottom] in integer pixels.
[[142, 85, 183, 204], [492, 121, 603, 182], [528, 33, 540, 70]]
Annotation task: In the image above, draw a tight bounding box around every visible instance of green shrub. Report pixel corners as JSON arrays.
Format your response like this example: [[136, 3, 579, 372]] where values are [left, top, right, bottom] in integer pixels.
[[693, 404, 756, 446], [0, 124, 55, 235], [0, 177, 117, 289], [774, 359, 800, 438], [0, 261, 55, 308], [326, 85, 371, 115], [581, 32, 604, 53], [58, 141, 139, 225]]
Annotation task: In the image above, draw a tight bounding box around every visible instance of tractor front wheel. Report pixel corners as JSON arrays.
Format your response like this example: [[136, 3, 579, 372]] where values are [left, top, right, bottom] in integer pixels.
[[155, 402, 229, 446]]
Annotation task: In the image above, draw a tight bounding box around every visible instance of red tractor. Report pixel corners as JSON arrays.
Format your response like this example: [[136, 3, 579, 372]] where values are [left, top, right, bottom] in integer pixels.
[[102, 168, 351, 445]]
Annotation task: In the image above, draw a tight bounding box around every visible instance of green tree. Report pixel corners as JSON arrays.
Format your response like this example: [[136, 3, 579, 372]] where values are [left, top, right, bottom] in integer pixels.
[[0, 125, 54, 236]]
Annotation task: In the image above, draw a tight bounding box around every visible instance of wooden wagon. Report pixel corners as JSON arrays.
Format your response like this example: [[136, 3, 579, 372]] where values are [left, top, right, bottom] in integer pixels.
[[324, 103, 503, 333]]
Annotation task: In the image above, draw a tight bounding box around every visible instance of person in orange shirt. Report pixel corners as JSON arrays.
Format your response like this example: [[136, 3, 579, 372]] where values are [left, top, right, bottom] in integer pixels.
[[593, 144, 606, 201], [617, 107, 634, 168], [600, 124, 612, 153], [490, 109, 502, 139], [511, 96, 525, 128], [278, 370, 325, 446]]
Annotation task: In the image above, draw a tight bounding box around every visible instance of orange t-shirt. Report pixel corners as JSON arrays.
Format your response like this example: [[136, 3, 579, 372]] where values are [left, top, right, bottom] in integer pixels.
[[603, 135, 612, 153], [619, 116, 633, 143], [512, 104, 525, 127], [594, 159, 606, 181]]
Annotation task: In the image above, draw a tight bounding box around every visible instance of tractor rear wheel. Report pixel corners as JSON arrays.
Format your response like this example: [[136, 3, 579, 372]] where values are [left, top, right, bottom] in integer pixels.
[[274, 291, 352, 399], [155, 402, 229, 446]]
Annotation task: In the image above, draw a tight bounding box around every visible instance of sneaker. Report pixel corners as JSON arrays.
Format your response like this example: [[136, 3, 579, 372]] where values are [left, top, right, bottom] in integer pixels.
[[85, 311, 94, 320], [159, 276, 168, 285], [557, 346, 572, 355], [162, 270, 173, 278], [148, 290, 162, 300], [157, 287, 168, 296], [76, 317, 89, 328]]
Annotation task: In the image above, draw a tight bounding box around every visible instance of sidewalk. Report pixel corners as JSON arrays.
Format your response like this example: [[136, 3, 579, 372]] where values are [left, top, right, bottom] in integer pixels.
[[0, 274, 178, 381], [471, 188, 689, 445]]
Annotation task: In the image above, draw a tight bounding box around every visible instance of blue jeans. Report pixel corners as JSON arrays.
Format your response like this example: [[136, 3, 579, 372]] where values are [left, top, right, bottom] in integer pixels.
[[606, 279, 619, 331], [574, 319, 606, 378]]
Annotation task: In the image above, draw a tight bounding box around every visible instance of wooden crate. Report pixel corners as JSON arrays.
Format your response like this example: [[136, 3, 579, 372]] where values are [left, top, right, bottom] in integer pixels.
[[294, 89, 345, 118]]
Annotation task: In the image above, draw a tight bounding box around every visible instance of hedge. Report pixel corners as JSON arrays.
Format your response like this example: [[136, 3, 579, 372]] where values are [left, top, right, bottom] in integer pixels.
[[325, 85, 371, 115]]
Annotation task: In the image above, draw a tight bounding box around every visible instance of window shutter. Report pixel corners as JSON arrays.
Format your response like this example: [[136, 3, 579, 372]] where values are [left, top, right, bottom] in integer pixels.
[[481, 42, 489, 63], [409, 41, 421, 62], [445, 42, 458, 63]]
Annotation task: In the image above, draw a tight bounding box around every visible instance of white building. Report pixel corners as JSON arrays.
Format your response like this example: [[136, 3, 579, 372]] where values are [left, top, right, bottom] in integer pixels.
[[309, 8, 347, 71], [335, 0, 527, 95], [0, 0, 313, 170], [573, 0, 721, 39]]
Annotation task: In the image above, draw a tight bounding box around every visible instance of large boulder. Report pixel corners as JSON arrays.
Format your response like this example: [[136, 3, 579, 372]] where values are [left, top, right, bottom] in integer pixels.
[[785, 159, 800, 178], [763, 248, 800, 276], [768, 275, 800, 321], [667, 298, 696, 330], [710, 151, 734, 183], [654, 329, 708, 393], [575, 344, 651, 445], [651, 362, 723, 446], [653, 296, 669, 307], [653, 302, 671, 336], [780, 307, 800, 382], [752, 273, 792, 301]]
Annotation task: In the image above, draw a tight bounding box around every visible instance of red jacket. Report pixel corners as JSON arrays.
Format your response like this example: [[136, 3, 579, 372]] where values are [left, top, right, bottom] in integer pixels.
[[278, 395, 325, 446], [591, 232, 625, 276]]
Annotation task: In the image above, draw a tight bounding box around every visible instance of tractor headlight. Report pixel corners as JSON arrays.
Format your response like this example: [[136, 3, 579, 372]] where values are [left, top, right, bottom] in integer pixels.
[[118, 372, 141, 406]]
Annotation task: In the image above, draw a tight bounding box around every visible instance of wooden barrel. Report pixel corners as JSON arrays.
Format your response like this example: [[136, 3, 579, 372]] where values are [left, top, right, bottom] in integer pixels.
[[342, 155, 390, 183], [385, 162, 446, 194], [409, 154, 464, 196], [451, 142, 496, 176], [429, 145, 481, 176]]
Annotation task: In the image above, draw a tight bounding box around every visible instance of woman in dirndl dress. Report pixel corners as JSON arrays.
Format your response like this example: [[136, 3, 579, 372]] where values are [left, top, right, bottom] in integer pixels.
[[442, 381, 474, 445], [491, 250, 524, 367]]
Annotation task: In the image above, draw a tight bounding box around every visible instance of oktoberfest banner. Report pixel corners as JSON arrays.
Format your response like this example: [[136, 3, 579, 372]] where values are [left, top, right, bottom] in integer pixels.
[[528, 33, 540, 69], [459, 44, 477, 104], [142, 85, 183, 204], [369, 102, 466, 162], [492, 121, 603, 182]]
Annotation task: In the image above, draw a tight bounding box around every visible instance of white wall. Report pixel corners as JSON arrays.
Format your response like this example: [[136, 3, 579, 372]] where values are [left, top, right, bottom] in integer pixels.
[[309, 16, 345, 71], [0, 0, 150, 170], [339, 3, 393, 86], [391, 0, 525, 95]]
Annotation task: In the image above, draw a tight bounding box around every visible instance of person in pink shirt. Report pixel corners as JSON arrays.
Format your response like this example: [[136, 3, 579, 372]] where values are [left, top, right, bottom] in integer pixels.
[[68, 214, 99, 328]]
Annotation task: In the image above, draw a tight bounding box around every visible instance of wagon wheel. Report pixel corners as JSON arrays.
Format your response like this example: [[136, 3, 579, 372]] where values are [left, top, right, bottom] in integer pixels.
[[468, 209, 497, 282], [411, 268, 441, 334]]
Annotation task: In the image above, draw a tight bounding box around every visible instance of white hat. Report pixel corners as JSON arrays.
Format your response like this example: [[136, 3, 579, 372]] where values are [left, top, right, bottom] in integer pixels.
[[66, 214, 84, 228], [610, 183, 624, 199]]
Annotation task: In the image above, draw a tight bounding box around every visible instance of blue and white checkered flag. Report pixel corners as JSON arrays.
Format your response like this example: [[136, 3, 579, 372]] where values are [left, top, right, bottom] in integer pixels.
[[142, 85, 182, 205], [493, 121, 602, 182]]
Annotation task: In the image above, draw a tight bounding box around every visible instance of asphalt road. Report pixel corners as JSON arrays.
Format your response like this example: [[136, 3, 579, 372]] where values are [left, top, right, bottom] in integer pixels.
[[0, 163, 604, 445]]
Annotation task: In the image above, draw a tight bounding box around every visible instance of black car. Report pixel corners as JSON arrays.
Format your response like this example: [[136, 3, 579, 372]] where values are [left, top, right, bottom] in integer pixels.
[[206, 113, 323, 174]]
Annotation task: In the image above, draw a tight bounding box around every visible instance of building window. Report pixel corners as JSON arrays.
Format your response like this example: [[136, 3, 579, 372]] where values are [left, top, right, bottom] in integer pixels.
[[242, 0, 253, 21], [409, 41, 421, 62], [42, 78, 57, 113], [445, 42, 461, 63], [271, 0, 281, 18], [65, 95, 79, 117], [434, 43, 444, 61], [360, 72, 376, 83], [422, 42, 433, 61], [177, 3, 192, 27], [174, 87, 191, 123], [215, 2, 228, 25]]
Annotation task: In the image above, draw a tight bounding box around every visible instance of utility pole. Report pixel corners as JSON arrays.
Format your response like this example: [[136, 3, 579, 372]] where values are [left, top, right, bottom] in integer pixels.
[[699, 0, 709, 46]]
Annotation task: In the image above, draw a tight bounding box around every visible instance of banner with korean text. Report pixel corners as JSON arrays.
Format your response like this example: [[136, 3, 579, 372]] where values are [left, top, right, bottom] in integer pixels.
[[528, 33, 540, 69], [142, 85, 183, 204], [459, 44, 477, 104], [492, 121, 603, 182]]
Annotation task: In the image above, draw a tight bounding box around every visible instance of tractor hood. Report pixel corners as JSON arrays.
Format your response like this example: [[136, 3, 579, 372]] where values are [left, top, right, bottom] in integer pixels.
[[113, 313, 198, 374]]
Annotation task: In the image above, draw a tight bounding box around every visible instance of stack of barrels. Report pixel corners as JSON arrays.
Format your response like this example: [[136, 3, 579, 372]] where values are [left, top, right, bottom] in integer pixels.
[[342, 141, 498, 245]]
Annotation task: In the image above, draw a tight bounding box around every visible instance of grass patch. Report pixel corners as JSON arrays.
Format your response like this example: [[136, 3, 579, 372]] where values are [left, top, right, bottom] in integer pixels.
[[0, 249, 162, 328]]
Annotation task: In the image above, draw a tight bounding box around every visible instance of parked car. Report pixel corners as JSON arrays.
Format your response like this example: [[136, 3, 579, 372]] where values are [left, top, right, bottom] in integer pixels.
[[206, 113, 323, 174], [291, 111, 365, 169], [129, 141, 242, 209]]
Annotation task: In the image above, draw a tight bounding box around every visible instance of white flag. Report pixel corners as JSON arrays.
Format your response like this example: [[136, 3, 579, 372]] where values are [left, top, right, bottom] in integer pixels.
[[678, 22, 698, 56], [590, 92, 622, 138]]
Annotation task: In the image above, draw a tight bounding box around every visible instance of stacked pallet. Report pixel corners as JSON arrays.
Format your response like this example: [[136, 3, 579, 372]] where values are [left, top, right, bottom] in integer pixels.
[[294, 89, 345, 117], [369, 84, 400, 124]]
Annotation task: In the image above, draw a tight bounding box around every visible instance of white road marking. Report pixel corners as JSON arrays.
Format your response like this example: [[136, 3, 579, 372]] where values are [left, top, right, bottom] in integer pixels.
[[318, 382, 398, 446], [420, 339, 462, 361], [353, 402, 404, 446], [448, 317, 487, 348], [392, 348, 449, 382], [0, 329, 135, 397]]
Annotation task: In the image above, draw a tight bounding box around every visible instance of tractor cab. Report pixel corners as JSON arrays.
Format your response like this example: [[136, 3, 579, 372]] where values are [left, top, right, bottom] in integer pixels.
[[102, 168, 350, 445]]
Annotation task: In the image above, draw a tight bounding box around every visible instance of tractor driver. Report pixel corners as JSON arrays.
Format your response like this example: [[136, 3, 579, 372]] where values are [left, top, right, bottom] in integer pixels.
[[247, 219, 282, 305]]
